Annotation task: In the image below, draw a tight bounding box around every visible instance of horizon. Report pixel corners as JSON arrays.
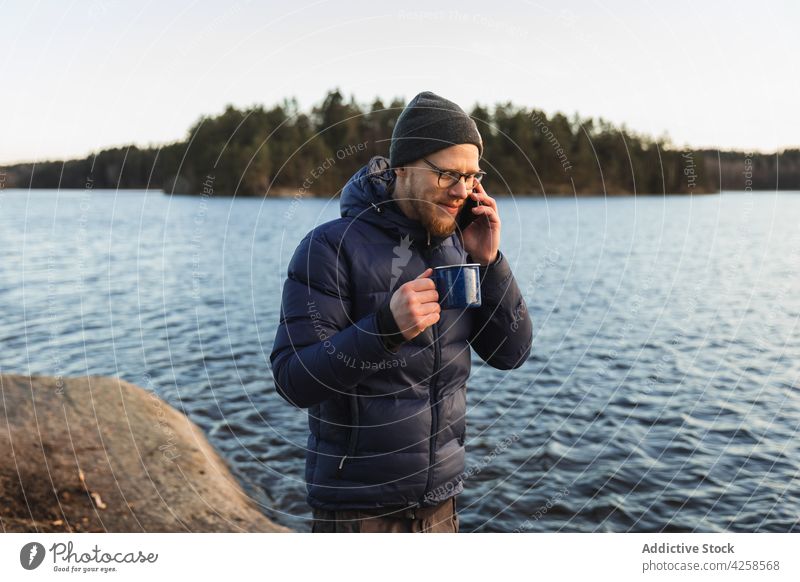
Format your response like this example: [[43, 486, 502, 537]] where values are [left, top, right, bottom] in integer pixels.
[[2, 0, 798, 165]]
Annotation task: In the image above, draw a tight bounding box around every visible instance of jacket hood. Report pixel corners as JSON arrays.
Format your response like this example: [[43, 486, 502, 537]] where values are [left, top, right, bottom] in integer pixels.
[[340, 155, 452, 250]]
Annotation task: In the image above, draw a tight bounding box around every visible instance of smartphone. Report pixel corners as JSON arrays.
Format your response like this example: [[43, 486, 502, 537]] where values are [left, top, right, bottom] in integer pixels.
[[456, 189, 481, 233]]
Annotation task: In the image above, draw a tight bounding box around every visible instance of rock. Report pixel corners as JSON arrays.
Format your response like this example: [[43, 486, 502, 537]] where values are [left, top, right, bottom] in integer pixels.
[[0, 374, 290, 532]]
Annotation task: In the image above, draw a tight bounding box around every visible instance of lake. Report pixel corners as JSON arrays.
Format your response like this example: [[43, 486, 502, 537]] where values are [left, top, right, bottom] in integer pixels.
[[0, 188, 798, 532]]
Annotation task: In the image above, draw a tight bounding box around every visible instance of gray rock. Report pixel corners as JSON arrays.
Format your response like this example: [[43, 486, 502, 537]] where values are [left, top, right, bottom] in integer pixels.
[[0, 374, 291, 532]]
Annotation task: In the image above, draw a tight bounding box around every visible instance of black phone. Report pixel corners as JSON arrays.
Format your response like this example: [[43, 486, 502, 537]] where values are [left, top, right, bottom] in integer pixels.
[[456, 190, 481, 233]]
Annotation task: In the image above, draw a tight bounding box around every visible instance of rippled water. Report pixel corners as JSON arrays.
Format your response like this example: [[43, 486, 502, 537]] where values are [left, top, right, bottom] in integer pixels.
[[1, 188, 798, 533]]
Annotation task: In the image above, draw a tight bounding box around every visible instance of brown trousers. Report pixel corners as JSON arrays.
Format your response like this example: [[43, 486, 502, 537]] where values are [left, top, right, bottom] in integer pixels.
[[310, 496, 459, 533]]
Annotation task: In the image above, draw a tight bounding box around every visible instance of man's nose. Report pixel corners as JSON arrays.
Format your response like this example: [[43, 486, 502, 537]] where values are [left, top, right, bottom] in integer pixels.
[[447, 178, 470, 199]]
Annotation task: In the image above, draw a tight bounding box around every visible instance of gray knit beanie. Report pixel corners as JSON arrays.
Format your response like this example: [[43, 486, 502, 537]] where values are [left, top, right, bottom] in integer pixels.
[[389, 91, 483, 168]]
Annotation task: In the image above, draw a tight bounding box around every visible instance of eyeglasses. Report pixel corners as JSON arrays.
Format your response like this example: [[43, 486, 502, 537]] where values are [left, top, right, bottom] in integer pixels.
[[421, 158, 487, 190]]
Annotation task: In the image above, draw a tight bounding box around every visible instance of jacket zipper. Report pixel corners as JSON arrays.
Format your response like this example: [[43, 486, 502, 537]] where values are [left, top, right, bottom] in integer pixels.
[[423, 322, 441, 499], [421, 240, 441, 504]]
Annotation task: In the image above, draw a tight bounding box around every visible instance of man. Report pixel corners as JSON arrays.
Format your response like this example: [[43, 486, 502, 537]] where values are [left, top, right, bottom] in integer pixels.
[[270, 91, 532, 533]]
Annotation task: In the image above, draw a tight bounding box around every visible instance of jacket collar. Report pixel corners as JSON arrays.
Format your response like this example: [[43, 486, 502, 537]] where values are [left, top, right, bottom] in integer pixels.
[[340, 156, 452, 251]]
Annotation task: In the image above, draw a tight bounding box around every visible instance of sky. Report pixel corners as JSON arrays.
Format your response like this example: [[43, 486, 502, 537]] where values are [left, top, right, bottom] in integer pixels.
[[2, 0, 798, 164]]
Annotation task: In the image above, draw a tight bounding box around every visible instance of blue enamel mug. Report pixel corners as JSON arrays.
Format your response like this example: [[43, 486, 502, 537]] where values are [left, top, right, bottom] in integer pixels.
[[431, 263, 482, 310]]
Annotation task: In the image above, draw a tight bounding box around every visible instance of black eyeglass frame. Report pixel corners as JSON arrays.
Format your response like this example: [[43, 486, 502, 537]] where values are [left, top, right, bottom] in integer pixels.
[[420, 158, 487, 189]]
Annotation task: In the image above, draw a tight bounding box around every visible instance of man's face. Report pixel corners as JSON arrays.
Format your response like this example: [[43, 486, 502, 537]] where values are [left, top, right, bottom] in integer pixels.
[[392, 144, 481, 238]]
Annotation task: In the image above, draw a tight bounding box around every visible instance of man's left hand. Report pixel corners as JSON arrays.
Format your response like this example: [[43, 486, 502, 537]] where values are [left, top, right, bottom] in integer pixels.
[[460, 181, 500, 266]]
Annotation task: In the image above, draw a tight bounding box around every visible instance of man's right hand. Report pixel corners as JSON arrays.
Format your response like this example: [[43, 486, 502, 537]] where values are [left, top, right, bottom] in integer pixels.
[[389, 268, 441, 341]]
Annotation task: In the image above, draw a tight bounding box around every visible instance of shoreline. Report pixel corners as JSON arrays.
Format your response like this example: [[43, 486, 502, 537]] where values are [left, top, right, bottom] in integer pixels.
[[0, 186, 754, 197]]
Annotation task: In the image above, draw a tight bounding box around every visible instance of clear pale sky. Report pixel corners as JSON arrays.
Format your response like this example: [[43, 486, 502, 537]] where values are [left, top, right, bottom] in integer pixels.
[[2, 0, 797, 164]]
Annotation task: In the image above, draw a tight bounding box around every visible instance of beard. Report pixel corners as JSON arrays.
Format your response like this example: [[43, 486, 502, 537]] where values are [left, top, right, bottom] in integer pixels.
[[397, 188, 461, 238]]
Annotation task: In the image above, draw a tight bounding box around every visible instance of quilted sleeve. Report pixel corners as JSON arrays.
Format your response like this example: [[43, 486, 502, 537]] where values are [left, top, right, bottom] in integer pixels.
[[467, 249, 533, 369], [269, 228, 402, 408]]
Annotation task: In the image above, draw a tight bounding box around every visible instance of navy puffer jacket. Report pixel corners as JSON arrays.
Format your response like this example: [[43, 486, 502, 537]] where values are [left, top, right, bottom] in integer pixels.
[[270, 156, 532, 511]]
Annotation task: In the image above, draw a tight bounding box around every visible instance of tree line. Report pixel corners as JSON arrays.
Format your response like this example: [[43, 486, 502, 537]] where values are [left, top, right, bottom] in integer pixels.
[[2, 89, 798, 196]]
